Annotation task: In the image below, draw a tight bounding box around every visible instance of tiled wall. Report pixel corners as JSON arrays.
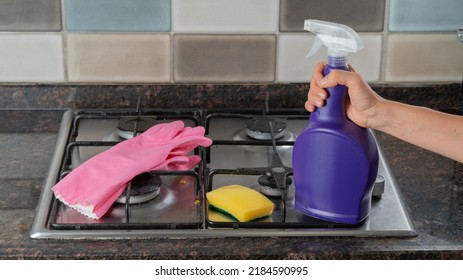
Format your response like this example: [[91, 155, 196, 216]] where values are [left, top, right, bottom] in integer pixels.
[[0, 0, 461, 84]]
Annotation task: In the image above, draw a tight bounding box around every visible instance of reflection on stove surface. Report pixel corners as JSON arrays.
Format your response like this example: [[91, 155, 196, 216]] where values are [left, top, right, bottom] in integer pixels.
[[53, 173, 201, 228]]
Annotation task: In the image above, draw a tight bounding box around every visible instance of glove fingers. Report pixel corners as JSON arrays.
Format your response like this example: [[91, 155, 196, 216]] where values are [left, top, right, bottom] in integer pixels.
[[138, 120, 185, 144], [169, 126, 212, 156], [112, 121, 187, 163], [169, 136, 212, 156], [153, 155, 201, 171]]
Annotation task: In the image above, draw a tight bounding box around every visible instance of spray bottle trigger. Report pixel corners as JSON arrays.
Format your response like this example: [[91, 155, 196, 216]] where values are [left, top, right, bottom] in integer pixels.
[[307, 37, 323, 58]]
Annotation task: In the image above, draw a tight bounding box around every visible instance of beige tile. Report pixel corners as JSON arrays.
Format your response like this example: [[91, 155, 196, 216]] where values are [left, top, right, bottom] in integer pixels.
[[67, 34, 170, 82], [173, 35, 276, 82], [386, 34, 463, 82]]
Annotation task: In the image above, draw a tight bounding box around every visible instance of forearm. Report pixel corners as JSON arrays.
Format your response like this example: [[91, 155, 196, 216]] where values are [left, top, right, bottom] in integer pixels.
[[371, 100, 463, 163]]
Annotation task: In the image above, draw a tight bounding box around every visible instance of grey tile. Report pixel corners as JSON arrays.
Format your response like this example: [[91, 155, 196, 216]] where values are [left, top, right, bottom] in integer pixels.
[[0, 0, 61, 31], [279, 0, 385, 32], [174, 35, 276, 82]]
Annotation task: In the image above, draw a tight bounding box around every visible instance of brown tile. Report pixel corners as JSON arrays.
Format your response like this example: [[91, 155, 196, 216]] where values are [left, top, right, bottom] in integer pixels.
[[174, 35, 276, 82], [279, 0, 385, 32], [67, 34, 171, 83]]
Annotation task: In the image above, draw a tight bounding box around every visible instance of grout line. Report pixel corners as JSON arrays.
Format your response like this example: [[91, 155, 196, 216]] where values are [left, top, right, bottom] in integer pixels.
[[274, 1, 280, 84], [60, 0, 69, 83], [380, 0, 391, 83], [170, 2, 174, 83]]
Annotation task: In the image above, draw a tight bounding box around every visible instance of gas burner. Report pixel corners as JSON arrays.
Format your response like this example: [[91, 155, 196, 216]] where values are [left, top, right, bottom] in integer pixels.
[[246, 116, 287, 140], [233, 128, 297, 143], [231, 127, 296, 154], [116, 116, 158, 139], [258, 174, 292, 196], [116, 173, 162, 204]]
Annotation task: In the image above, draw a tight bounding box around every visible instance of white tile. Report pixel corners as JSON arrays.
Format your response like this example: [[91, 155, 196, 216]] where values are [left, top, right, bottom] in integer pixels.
[[172, 0, 278, 33], [386, 34, 463, 82], [351, 35, 382, 82], [277, 34, 382, 83], [0, 34, 64, 82]]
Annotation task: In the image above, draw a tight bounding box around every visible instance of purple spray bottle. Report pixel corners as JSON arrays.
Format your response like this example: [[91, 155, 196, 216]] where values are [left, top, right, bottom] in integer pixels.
[[292, 20, 379, 224]]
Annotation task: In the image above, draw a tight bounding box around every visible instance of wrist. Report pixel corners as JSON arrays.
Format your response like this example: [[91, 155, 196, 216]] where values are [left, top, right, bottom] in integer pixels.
[[365, 97, 389, 130]]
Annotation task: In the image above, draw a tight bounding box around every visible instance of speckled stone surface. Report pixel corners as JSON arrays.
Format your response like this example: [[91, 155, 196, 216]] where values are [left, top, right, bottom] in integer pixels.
[[0, 84, 462, 259], [0, 83, 461, 111]]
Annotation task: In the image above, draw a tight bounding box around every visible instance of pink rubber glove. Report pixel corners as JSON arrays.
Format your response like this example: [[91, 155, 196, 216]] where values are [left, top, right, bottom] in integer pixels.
[[52, 120, 212, 219]]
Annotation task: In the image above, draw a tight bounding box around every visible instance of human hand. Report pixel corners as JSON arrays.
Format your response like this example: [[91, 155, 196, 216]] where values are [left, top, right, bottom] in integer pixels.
[[305, 62, 384, 128]]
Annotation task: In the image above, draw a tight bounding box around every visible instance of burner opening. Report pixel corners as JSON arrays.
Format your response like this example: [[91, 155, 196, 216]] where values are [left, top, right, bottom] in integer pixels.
[[116, 173, 162, 204], [246, 116, 287, 140], [258, 174, 292, 196], [117, 116, 158, 139]]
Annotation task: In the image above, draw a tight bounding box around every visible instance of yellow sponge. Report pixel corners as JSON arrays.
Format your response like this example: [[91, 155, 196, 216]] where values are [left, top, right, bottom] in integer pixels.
[[206, 185, 274, 222]]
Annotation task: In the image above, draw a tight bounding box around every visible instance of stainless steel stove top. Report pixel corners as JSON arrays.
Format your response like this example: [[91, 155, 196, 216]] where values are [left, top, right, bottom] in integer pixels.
[[30, 108, 417, 239]]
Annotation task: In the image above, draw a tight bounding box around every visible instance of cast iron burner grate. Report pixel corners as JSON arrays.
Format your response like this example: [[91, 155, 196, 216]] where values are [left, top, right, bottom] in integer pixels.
[[117, 116, 158, 139]]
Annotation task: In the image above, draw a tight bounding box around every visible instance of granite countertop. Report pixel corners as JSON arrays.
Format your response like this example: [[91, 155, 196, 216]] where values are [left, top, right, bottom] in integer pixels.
[[0, 84, 462, 259]]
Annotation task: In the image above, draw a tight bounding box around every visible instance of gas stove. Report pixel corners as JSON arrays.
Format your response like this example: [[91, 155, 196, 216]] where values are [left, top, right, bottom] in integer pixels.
[[30, 107, 417, 239]]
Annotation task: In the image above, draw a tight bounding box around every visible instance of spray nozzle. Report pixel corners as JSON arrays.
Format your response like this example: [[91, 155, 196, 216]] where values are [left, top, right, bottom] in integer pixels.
[[304, 19, 364, 60]]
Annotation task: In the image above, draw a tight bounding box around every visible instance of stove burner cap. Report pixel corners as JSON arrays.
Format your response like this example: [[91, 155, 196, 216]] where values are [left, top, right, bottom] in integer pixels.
[[116, 173, 162, 204], [258, 174, 292, 196], [117, 116, 158, 139], [246, 116, 287, 140]]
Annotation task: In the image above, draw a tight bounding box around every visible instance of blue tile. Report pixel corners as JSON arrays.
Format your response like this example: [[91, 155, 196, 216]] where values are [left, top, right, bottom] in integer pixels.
[[389, 0, 463, 31], [65, 0, 170, 32]]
